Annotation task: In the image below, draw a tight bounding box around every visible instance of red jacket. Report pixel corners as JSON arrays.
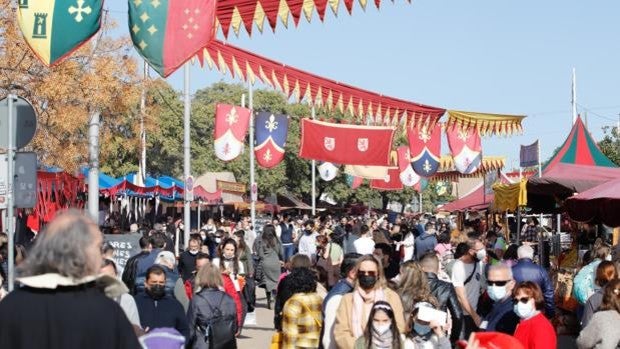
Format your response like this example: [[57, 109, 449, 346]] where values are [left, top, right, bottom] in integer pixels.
[[513, 312, 556, 349]]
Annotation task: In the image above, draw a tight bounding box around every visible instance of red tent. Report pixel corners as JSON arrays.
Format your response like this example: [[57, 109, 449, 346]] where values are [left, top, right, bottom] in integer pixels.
[[564, 178, 620, 227], [440, 183, 493, 212]]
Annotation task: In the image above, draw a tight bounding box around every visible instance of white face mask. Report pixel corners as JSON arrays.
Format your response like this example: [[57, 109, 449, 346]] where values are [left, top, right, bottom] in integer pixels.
[[373, 323, 391, 335], [606, 255, 613, 261], [476, 249, 487, 261], [514, 300, 537, 319], [487, 285, 507, 301]]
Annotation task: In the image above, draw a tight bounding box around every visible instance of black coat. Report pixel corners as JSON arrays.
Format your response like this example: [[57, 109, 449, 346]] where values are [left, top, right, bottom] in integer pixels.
[[0, 282, 140, 349], [178, 250, 198, 281], [426, 272, 464, 344], [134, 292, 189, 338]]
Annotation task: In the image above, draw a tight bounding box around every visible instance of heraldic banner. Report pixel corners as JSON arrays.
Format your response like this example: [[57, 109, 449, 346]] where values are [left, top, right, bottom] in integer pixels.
[[17, 0, 103, 66], [129, 0, 216, 77], [214, 104, 251, 161], [447, 125, 482, 174], [319, 162, 339, 181], [299, 119, 395, 166], [255, 112, 289, 168], [397, 146, 420, 187], [408, 123, 442, 177], [370, 167, 403, 191]]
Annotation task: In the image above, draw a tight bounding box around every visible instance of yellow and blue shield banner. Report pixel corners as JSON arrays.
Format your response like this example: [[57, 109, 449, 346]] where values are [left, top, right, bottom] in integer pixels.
[[17, 0, 102, 66]]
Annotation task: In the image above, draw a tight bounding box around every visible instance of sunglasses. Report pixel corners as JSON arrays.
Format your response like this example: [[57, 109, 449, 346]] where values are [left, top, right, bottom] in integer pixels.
[[358, 270, 378, 277], [487, 280, 510, 287], [513, 297, 530, 305]]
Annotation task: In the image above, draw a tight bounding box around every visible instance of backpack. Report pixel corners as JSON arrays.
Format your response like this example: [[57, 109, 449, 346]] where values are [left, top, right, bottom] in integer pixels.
[[192, 293, 237, 349], [572, 260, 600, 305]]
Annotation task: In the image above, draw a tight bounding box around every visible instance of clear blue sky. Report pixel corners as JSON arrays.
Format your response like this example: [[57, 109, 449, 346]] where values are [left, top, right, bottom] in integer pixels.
[[107, 0, 620, 169]]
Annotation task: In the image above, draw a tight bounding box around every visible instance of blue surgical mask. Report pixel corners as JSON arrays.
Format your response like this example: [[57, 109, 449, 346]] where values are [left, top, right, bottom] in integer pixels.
[[413, 323, 431, 336], [487, 285, 507, 302]]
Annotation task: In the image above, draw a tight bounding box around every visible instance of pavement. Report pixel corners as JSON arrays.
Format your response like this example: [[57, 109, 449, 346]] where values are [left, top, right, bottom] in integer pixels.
[[238, 288, 275, 347]]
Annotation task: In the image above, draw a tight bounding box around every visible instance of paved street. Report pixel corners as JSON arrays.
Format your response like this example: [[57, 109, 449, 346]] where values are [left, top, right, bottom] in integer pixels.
[[238, 288, 275, 347]]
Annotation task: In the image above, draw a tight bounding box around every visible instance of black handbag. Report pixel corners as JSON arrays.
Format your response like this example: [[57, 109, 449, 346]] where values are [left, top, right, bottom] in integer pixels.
[[194, 294, 237, 349]]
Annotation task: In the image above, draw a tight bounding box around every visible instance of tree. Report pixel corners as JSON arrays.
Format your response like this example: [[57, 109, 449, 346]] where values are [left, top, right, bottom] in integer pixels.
[[0, 2, 142, 174], [598, 126, 620, 166]]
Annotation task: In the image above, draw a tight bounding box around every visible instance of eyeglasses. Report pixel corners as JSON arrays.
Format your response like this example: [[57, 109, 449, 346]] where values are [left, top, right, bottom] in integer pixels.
[[513, 297, 530, 305], [357, 270, 377, 277], [487, 280, 510, 287]]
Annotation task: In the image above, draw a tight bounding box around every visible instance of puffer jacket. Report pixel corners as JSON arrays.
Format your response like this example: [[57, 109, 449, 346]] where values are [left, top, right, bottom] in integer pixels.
[[511, 258, 555, 317], [187, 288, 238, 349], [426, 272, 464, 344]]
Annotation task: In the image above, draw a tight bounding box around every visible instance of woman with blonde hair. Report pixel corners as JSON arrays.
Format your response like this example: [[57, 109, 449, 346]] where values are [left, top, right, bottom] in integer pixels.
[[334, 255, 406, 349], [397, 261, 432, 322], [187, 263, 237, 349]]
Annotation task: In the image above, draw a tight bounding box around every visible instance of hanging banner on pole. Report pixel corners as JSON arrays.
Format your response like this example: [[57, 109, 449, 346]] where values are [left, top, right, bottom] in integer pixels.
[[17, 0, 103, 66], [299, 118, 395, 166], [520, 140, 539, 168], [129, 0, 217, 77], [447, 125, 482, 174], [214, 104, 251, 161], [408, 123, 441, 177], [185, 175, 194, 201], [254, 112, 289, 168], [397, 146, 420, 187], [318, 162, 339, 181]]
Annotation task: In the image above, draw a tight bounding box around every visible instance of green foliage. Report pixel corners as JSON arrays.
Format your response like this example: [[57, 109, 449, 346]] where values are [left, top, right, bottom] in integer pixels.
[[598, 126, 620, 166]]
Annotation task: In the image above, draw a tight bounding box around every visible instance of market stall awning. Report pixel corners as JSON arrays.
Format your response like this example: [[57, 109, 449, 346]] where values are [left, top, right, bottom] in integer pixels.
[[528, 163, 620, 197], [201, 40, 446, 124], [432, 156, 505, 181], [564, 178, 620, 227], [446, 110, 526, 136], [439, 182, 493, 212]]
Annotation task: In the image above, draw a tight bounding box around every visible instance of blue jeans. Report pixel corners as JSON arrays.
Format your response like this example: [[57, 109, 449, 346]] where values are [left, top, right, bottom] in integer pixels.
[[282, 243, 295, 262]]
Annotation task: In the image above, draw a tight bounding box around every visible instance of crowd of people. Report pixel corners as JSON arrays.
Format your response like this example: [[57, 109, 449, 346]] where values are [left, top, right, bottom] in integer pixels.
[[0, 209, 619, 349]]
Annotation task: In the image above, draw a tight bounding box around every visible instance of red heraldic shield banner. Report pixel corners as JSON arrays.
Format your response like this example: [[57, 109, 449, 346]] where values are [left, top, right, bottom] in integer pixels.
[[299, 119, 395, 166], [370, 167, 403, 191], [397, 146, 420, 187], [446, 126, 482, 174], [214, 104, 251, 161]]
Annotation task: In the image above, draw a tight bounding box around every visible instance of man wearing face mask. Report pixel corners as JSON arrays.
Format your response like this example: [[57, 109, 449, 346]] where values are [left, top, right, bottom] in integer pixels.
[[451, 237, 485, 339], [134, 265, 189, 339], [178, 234, 202, 281], [480, 263, 520, 335]]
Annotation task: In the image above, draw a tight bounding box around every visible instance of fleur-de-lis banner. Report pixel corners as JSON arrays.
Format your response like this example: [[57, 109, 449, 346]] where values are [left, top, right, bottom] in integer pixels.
[[129, 0, 216, 77], [254, 112, 289, 168], [17, 0, 103, 66], [446, 125, 482, 174], [397, 146, 420, 187], [214, 104, 251, 161], [408, 123, 442, 177]]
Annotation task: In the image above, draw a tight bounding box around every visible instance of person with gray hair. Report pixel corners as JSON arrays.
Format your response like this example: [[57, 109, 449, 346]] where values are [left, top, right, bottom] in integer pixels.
[[0, 210, 139, 348], [512, 244, 555, 317], [480, 263, 520, 334]]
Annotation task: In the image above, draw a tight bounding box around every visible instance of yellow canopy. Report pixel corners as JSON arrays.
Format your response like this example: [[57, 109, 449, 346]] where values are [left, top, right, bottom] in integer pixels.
[[447, 110, 526, 136], [492, 179, 527, 211]]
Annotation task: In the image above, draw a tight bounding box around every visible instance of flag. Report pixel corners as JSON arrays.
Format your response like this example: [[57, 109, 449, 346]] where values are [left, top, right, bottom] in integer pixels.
[[346, 174, 364, 189], [520, 140, 539, 167], [446, 125, 482, 174], [318, 162, 339, 181], [299, 119, 395, 166], [254, 112, 289, 168], [408, 123, 442, 177], [370, 167, 403, 191], [129, 0, 216, 77], [17, 0, 103, 66], [397, 146, 420, 187], [214, 104, 251, 161], [344, 165, 389, 180]]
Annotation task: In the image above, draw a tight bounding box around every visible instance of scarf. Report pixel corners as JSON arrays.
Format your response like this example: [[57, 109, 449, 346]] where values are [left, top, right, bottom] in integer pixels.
[[352, 287, 385, 338], [372, 326, 394, 349]]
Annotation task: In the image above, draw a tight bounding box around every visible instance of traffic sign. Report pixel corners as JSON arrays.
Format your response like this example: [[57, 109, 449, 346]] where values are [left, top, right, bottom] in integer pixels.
[[0, 96, 37, 149], [0, 152, 37, 209]]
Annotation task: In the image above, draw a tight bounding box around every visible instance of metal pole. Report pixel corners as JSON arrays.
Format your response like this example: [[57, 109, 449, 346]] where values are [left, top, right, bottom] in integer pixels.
[[197, 201, 201, 230], [248, 82, 256, 231], [6, 95, 15, 291], [88, 111, 100, 222], [419, 191, 422, 214], [311, 107, 316, 216], [183, 64, 191, 249], [140, 61, 147, 183]]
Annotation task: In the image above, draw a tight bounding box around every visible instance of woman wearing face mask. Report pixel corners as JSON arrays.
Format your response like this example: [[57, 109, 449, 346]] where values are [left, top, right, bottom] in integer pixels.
[[577, 278, 620, 349], [334, 255, 406, 349], [354, 301, 404, 349], [212, 238, 246, 333], [403, 300, 450, 349], [512, 281, 556, 349]]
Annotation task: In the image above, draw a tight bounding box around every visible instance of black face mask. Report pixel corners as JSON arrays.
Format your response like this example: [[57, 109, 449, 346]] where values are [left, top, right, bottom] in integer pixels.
[[358, 275, 377, 290], [146, 284, 166, 300]]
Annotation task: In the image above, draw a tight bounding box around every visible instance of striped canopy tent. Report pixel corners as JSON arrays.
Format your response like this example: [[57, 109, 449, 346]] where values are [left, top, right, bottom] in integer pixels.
[[526, 116, 620, 211]]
